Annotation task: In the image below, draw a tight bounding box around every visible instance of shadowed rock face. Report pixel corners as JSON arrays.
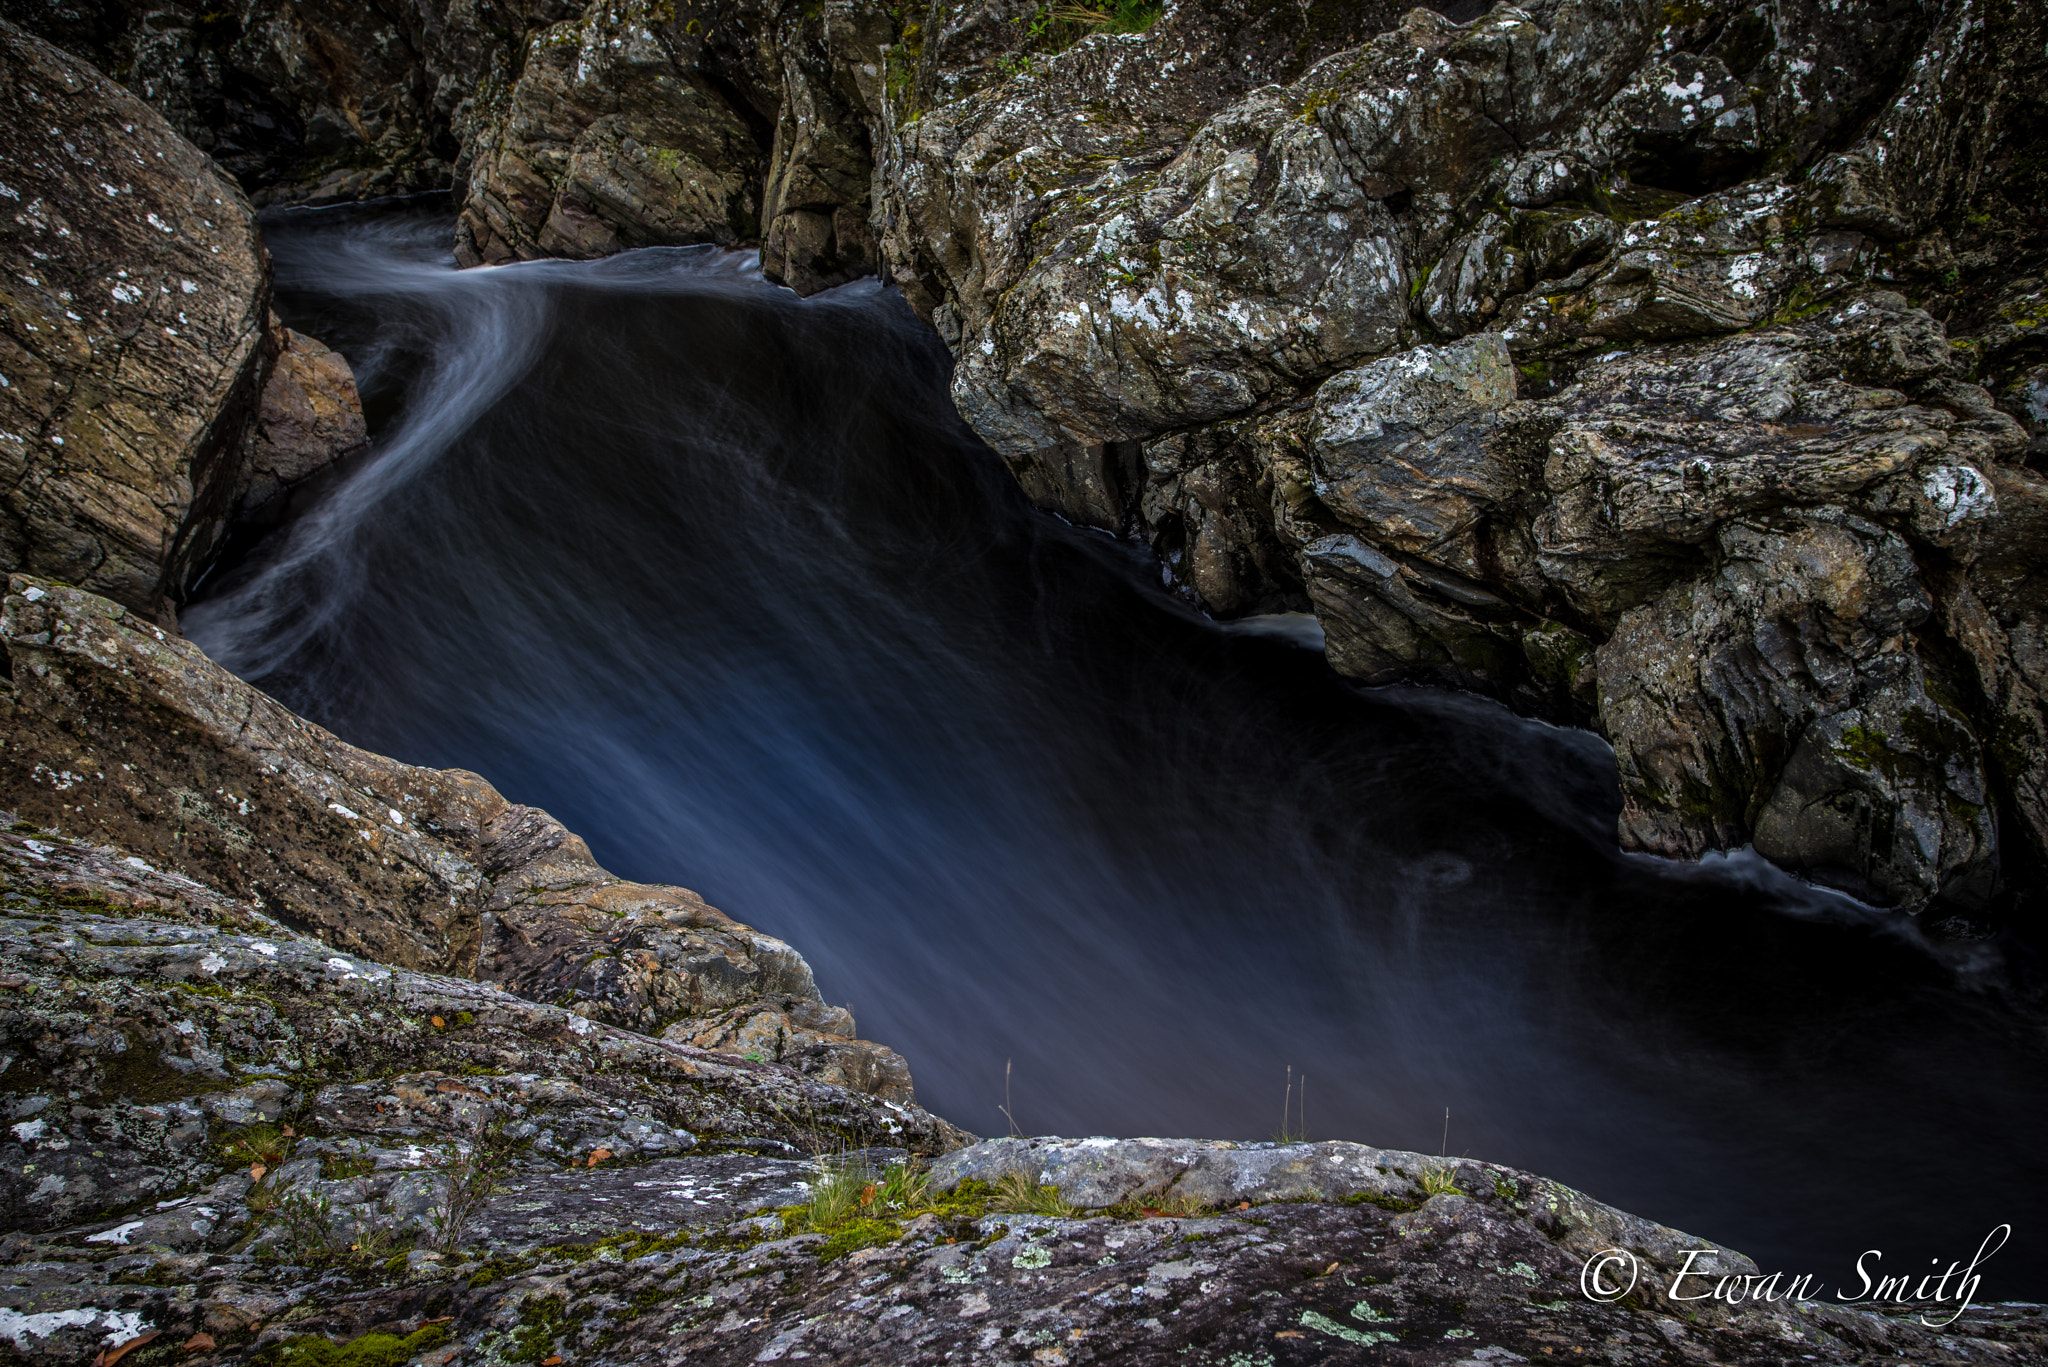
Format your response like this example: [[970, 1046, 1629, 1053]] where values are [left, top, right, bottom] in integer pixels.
[[0, 575, 927, 1100]]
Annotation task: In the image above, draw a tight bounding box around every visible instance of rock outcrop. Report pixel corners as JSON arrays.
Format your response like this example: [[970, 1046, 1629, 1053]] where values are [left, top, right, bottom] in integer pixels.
[[0, 22, 368, 623], [856, 0, 2048, 919], [0, 574, 925, 1100], [1, 835, 2041, 1367], [0, 22, 269, 621]]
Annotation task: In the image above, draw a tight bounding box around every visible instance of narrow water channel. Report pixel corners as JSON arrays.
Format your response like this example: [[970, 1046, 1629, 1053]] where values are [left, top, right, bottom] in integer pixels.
[[187, 201, 2048, 1296]]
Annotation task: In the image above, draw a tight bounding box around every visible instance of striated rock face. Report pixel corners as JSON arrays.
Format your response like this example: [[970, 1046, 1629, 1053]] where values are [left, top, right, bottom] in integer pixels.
[[0, 22, 269, 621], [858, 0, 2048, 918], [0, 23, 368, 622], [0, 575, 924, 1098], [451, 0, 896, 292]]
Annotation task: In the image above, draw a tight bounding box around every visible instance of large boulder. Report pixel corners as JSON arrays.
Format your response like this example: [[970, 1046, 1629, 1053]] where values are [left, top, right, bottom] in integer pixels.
[[0, 23, 367, 621], [0, 21, 269, 620]]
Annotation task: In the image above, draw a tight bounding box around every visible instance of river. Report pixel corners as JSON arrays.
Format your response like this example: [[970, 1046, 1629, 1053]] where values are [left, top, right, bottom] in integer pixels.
[[186, 200, 2048, 1296]]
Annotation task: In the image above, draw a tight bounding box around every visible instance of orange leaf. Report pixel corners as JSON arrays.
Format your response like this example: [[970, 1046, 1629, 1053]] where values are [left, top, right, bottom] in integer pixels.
[[183, 1332, 216, 1353], [858, 1184, 877, 1207], [438, 1353, 458, 1366], [1274, 1330, 1304, 1339], [97, 1330, 162, 1367], [1322, 1261, 1340, 1276], [431, 1016, 446, 1029], [586, 1148, 611, 1166], [541, 1357, 563, 1365], [1235, 1201, 1250, 1211], [249, 1163, 267, 1183]]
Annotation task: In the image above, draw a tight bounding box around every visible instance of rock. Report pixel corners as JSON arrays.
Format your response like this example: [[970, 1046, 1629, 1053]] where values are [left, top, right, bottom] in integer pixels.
[[1, 878, 2037, 1367], [0, 814, 964, 1246], [852, 0, 2048, 918], [452, 0, 770, 267], [0, 575, 928, 1095], [233, 322, 368, 521], [0, 21, 268, 621], [4, 0, 587, 204]]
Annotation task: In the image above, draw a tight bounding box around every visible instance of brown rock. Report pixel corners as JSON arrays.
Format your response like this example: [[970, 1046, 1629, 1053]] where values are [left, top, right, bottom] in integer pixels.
[[0, 21, 268, 621], [235, 320, 368, 517]]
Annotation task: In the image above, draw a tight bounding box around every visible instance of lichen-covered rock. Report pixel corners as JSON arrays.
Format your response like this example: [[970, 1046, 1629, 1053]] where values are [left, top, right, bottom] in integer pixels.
[[0, 575, 923, 1093], [453, 0, 770, 266], [0, 816, 962, 1241], [858, 0, 2048, 918], [1, 879, 2037, 1367], [453, 0, 896, 292], [0, 22, 269, 621]]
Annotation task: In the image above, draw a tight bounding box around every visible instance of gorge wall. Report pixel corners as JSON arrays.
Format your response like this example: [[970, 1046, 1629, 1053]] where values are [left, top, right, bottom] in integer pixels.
[[15, 0, 2037, 923]]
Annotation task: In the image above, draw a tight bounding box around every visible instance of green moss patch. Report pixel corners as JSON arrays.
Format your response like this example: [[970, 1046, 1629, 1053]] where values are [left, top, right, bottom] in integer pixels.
[[262, 1325, 449, 1367]]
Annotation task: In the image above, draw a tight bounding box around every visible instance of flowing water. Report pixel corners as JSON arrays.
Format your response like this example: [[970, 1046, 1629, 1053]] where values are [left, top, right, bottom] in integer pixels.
[[189, 201, 2048, 1296]]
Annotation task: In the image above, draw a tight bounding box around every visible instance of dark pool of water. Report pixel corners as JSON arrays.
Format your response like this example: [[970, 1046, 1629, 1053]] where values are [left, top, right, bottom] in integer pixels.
[[188, 201, 2048, 1297]]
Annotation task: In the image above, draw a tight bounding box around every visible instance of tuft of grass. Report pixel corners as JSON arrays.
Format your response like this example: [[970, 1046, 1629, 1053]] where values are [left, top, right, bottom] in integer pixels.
[[1416, 1164, 1463, 1198], [1107, 1186, 1209, 1219], [797, 1156, 877, 1230], [988, 1169, 1075, 1218], [428, 1121, 514, 1254]]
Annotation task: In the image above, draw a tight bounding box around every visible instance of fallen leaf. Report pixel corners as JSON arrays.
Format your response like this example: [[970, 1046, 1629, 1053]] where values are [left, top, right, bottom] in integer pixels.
[[541, 1357, 563, 1365], [281, 1126, 295, 1138], [1235, 1201, 1250, 1211], [95, 1330, 162, 1367], [1274, 1330, 1304, 1339], [431, 1016, 446, 1029], [858, 1184, 877, 1207], [586, 1148, 611, 1166], [1322, 1261, 1340, 1276], [183, 1332, 216, 1353], [248, 1163, 266, 1183], [438, 1353, 458, 1366]]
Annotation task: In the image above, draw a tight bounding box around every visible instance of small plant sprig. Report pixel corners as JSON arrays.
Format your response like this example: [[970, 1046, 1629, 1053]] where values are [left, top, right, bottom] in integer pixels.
[[428, 1118, 514, 1254]]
